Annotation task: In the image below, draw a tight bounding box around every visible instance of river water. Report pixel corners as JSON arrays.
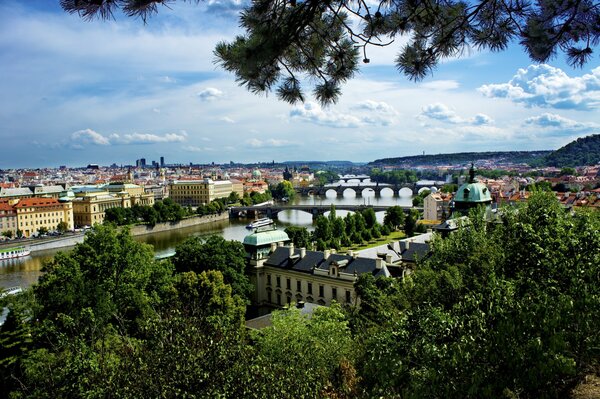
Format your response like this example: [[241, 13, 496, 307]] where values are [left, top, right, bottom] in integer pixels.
[[0, 179, 414, 290]]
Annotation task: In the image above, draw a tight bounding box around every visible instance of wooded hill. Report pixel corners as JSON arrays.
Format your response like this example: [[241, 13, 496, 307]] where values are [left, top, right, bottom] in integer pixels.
[[542, 134, 600, 167], [369, 151, 551, 167]]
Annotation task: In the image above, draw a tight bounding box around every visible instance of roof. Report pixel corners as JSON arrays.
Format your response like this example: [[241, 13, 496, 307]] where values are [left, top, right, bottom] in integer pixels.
[[0, 188, 33, 197], [454, 182, 492, 203], [243, 229, 290, 246], [264, 247, 390, 278], [15, 198, 62, 208]]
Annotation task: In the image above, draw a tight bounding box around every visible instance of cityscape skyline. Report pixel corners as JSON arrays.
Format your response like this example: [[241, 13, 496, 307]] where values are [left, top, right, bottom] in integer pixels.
[[1, 0, 599, 169]]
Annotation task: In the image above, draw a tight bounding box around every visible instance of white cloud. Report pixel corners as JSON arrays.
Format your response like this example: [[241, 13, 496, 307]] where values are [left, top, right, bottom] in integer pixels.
[[420, 80, 460, 90], [197, 87, 224, 101], [478, 64, 600, 110], [419, 103, 493, 126], [220, 116, 236, 123], [524, 113, 599, 132], [354, 100, 397, 114], [290, 101, 393, 128], [71, 129, 110, 145], [247, 138, 294, 148], [71, 129, 187, 146]]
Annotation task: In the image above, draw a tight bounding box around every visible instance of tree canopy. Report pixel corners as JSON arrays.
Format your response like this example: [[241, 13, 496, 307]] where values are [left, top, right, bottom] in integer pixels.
[[61, 0, 600, 105]]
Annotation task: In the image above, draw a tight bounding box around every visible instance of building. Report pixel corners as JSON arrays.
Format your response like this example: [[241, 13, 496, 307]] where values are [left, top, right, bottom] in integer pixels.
[[168, 179, 243, 206], [14, 198, 74, 237], [244, 228, 391, 310], [424, 192, 453, 221], [0, 201, 18, 237], [71, 188, 131, 227], [453, 164, 492, 214]]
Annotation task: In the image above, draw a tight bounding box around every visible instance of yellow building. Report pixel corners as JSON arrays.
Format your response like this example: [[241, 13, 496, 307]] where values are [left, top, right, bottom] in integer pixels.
[[72, 190, 131, 227], [169, 179, 242, 207], [14, 198, 74, 238], [243, 229, 391, 309], [102, 183, 155, 206]]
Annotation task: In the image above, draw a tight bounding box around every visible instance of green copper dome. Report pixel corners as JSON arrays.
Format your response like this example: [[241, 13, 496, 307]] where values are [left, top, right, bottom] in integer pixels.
[[454, 164, 492, 204], [243, 229, 290, 247]]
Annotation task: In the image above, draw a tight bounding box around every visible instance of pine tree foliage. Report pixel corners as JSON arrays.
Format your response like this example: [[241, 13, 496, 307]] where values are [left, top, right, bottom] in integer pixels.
[[61, 0, 600, 105]]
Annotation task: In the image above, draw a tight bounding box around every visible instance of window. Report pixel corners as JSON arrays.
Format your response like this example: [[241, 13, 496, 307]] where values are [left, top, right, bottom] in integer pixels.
[[307, 283, 312, 295], [346, 290, 351, 303], [277, 294, 281, 305], [267, 274, 271, 286], [276, 276, 281, 288], [319, 285, 324, 298], [296, 280, 301, 292], [286, 278, 291, 290], [332, 287, 337, 300], [267, 291, 272, 303]]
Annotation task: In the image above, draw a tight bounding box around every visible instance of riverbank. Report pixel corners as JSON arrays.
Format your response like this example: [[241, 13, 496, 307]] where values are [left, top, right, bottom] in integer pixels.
[[0, 213, 230, 254]]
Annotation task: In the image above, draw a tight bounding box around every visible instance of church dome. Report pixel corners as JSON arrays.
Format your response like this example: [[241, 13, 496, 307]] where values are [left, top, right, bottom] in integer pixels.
[[454, 164, 492, 206], [252, 169, 262, 179]]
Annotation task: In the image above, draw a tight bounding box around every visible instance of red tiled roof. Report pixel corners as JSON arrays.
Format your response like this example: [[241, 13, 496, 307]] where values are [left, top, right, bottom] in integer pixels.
[[0, 202, 15, 212], [15, 198, 62, 208]]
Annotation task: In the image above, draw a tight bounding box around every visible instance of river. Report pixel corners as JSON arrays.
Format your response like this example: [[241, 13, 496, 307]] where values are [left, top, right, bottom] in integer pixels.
[[0, 179, 414, 290]]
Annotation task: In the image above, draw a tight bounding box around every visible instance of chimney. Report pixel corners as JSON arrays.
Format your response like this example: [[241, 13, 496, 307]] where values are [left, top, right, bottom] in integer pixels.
[[296, 301, 305, 309], [347, 249, 353, 257], [385, 254, 393, 264], [300, 247, 306, 259], [404, 241, 410, 250], [331, 249, 336, 254], [288, 243, 294, 257], [375, 258, 384, 269], [270, 242, 277, 252], [277, 241, 284, 247], [324, 249, 331, 260]]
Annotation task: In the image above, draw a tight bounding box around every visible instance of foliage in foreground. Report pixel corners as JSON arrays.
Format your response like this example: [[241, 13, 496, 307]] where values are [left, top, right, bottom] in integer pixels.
[[1, 193, 598, 398]]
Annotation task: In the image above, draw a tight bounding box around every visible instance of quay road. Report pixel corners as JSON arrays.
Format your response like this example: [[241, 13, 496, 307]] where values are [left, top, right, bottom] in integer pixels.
[[229, 204, 422, 220]]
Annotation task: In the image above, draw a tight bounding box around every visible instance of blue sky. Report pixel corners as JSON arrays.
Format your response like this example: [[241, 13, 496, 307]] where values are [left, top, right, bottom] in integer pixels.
[[1, 0, 599, 168]]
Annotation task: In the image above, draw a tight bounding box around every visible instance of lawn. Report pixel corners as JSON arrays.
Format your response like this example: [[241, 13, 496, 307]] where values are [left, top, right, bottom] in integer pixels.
[[341, 230, 406, 253]]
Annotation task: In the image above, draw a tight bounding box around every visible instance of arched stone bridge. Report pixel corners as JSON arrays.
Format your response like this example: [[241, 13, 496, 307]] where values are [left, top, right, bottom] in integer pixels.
[[337, 174, 371, 183], [298, 182, 441, 197], [229, 204, 421, 220]]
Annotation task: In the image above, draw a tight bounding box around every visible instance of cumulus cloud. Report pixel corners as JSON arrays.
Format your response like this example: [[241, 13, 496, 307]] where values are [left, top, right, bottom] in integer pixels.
[[354, 100, 397, 114], [247, 138, 294, 148], [71, 129, 187, 146], [197, 87, 224, 101], [420, 80, 460, 90], [524, 113, 600, 132], [290, 102, 393, 128], [71, 129, 110, 145], [220, 116, 236, 123], [419, 103, 493, 125], [478, 64, 600, 110]]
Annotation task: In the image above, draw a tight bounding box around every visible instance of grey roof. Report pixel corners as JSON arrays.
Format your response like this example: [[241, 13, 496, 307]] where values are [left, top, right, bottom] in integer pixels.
[[264, 247, 390, 278], [0, 188, 33, 197]]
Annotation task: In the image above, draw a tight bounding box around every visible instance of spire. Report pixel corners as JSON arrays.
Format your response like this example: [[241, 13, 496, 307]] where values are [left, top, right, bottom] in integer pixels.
[[469, 162, 475, 183]]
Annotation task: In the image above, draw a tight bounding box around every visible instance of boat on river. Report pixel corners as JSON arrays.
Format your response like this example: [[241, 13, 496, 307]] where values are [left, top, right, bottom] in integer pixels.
[[0, 246, 31, 261], [246, 217, 274, 229]]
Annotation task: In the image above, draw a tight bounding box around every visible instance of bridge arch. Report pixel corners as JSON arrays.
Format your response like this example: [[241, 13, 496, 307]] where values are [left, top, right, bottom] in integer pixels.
[[418, 187, 437, 195], [379, 187, 395, 197], [341, 187, 357, 197], [399, 187, 413, 197], [324, 188, 338, 197], [360, 187, 376, 197]]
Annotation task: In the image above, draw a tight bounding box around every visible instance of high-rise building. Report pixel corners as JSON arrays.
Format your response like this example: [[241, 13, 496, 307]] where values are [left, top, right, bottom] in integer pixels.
[[160, 156, 165, 167]]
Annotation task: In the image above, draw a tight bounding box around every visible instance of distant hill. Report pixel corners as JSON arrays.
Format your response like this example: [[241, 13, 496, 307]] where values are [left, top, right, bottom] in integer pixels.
[[542, 134, 600, 167], [369, 151, 551, 167]]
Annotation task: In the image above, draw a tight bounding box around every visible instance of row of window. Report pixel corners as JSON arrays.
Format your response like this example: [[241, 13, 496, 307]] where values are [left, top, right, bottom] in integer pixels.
[[19, 211, 63, 219], [266, 274, 351, 303]]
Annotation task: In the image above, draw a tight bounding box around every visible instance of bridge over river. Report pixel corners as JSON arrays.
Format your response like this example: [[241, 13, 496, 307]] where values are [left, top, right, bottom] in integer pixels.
[[298, 182, 443, 197], [229, 204, 422, 220]]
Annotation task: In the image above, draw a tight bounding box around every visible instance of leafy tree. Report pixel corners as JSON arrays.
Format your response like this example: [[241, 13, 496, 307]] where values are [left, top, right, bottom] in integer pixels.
[[315, 170, 340, 186], [284, 226, 312, 249], [384, 206, 405, 230], [56, 221, 69, 233], [15, 229, 22, 238], [62, 1, 599, 105], [361, 208, 377, 229], [250, 304, 358, 397], [1, 230, 13, 239], [312, 215, 332, 243], [560, 166, 577, 176], [440, 183, 458, 193], [227, 190, 240, 204], [271, 180, 296, 200], [172, 235, 253, 302], [404, 208, 420, 236], [37, 226, 49, 235]]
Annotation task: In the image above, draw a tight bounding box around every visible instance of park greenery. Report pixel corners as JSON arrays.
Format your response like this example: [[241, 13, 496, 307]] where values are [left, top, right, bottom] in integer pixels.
[[285, 204, 425, 251], [1, 193, 599, 397], [270, 180, 296, 201]]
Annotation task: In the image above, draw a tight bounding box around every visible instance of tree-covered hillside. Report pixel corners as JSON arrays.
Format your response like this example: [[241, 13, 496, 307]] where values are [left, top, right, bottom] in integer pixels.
[[542, 134, 600, 167], [370, 151, 550, 167]]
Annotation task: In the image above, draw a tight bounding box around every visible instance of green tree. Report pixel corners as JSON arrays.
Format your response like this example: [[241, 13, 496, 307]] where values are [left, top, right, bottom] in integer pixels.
[[361, 208, 377, 229], [404, 208, 420, 236], [227, 190, 240, 204], [250, 304, 358, 397], [271, 180, 296, 200], [284, 226, 312, 249], [1, 230, 13, 239], [37, 226, 49, 235], [172, 235, 253, 302], [63, 1, 599, 105], [15, 229, 23, 238], [384, 206, 405, 230], [56, 221, 69, 233], [312, 215, 332, 244]]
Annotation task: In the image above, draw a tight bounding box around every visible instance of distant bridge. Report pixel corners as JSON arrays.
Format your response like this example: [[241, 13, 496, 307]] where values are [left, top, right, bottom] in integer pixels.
[[229, 204, 421, 220], [298, 182, 442, 197], [337, 174, 371, 183]]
